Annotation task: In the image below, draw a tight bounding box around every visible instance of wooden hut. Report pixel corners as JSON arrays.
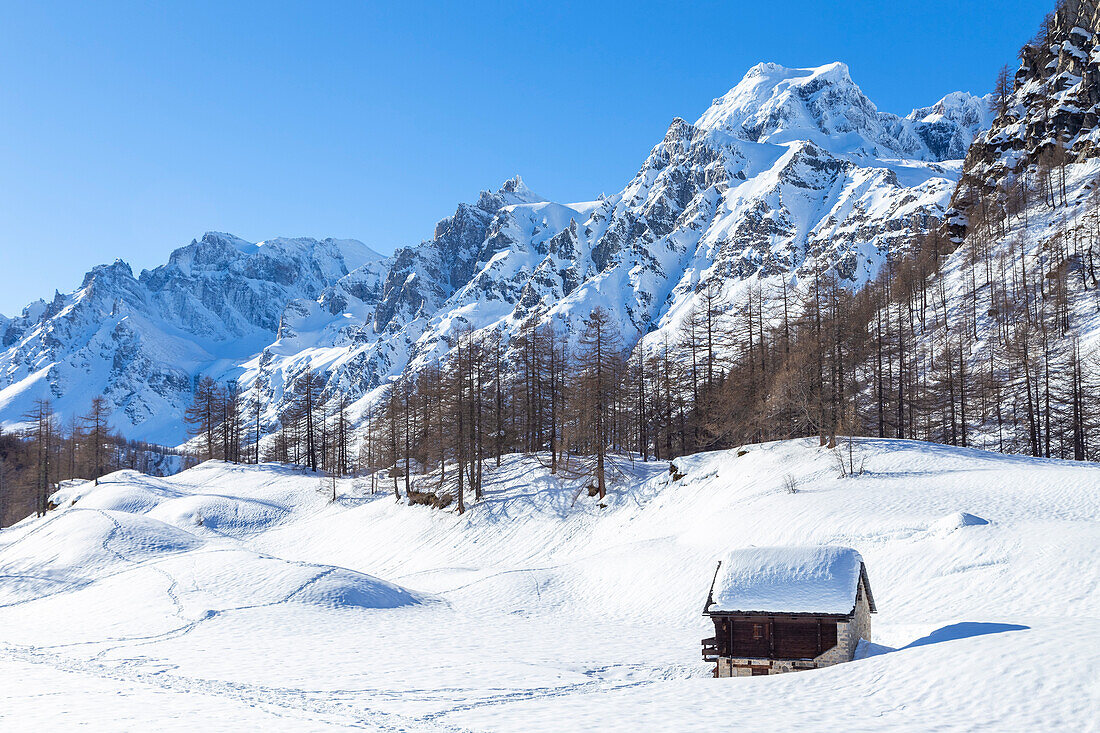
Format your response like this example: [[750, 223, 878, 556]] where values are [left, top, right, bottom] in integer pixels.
[[701, 545, 875, 676]]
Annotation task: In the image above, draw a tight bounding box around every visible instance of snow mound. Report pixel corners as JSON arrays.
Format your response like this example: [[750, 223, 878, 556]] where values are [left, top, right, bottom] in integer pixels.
[[48, 467, 294, 536], [707, 545, 866, 615], [933, 511, 990, 532], [1, 509, 203, 573], [60, 481, 168, 515], [147, 493, 290, 534], [291, 567, 424, 609], [50, 471, 161, 507], [0, 460, 424, 617], [0, 509, 203, 605], [139, 550, 427, 612]]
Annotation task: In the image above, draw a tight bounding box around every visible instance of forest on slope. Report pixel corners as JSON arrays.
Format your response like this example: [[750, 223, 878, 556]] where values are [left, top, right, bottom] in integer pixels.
[[3, 0, 1100, 527]]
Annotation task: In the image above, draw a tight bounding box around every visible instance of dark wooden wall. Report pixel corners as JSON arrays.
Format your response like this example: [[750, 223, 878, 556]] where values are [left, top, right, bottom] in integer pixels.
[[711, 615, 839, 660]]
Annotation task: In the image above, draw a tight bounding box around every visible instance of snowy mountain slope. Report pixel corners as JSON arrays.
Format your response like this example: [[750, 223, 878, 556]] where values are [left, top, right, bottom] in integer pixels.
[[927, 0, 1100, 366], [695, 62, 991, 161], [0, 234, 384, 444], [0, 65, 991, 444], [232, 65, 990, 436], [0, 439, 1097, 729]]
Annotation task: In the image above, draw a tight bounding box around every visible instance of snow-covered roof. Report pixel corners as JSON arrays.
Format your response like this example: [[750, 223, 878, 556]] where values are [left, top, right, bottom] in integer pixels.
[[705, 545, 874, 616]]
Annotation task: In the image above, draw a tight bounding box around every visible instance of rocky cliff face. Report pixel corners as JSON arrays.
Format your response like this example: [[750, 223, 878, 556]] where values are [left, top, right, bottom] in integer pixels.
[[949, 0, 1100, 239], [371, 176, 545, 334], [0, 64, 992, 444]]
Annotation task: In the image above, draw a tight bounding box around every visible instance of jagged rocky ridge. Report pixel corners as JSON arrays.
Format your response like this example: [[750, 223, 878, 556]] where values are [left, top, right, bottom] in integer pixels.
[[933, 0, 1100, 351], [0, 63, 992, 444], [949, 0, 1100, 238], [0, 236, 382, 442]]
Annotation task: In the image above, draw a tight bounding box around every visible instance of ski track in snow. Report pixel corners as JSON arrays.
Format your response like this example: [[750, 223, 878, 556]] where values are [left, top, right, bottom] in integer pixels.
[[0, 642, 473, 732]]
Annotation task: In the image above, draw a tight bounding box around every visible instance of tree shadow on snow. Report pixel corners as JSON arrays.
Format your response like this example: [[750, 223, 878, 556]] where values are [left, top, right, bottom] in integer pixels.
[[902, 622, 1029, 648], [858, 622, 1029, 659]]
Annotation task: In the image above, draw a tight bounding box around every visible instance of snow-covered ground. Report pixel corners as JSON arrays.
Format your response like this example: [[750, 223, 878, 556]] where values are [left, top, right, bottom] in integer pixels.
[[1, 439, 1098, 731]]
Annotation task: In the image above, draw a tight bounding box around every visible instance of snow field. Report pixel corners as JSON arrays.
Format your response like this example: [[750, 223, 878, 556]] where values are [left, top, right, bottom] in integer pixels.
[[0, 438, 1098, 730]]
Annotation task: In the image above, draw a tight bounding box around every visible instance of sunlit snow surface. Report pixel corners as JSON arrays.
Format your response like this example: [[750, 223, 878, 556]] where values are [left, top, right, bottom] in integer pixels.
[[1, 439, 1098, 730], [708, 545, 865, 615]]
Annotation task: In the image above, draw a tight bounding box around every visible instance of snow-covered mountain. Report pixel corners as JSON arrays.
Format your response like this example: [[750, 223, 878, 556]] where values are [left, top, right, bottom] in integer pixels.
[[241, 63, 991, 439], [0, 235, 383, 443], [0, 63, 992, 444], [696, 62, 990, 161]]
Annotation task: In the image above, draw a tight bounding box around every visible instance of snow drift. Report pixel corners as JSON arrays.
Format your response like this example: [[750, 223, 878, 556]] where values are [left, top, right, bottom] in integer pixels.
[[0, 464, 426, 620]]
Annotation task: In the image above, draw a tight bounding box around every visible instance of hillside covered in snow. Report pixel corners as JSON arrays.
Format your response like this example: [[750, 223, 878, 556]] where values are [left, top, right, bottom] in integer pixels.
[[1, 439, 1097, 730], [0, 64, 991, 445]]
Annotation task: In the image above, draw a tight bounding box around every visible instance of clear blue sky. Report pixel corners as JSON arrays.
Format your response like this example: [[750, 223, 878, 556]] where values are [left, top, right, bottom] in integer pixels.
[[0, 0, 1052, 315]]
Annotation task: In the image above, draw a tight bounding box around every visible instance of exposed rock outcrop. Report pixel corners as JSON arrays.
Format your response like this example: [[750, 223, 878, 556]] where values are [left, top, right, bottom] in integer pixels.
[[949, 0, 1100, 240]]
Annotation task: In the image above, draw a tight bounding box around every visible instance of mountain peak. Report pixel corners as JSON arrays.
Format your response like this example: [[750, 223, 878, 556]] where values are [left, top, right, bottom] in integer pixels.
[[695, 61, 879, 151], [478, 175, 545, 211], [199, 231, 260, 254], [79, 259, 134, 290], [498, 175, 544, 204], [694, 61, 991, 162], [499, 175, 530, 196], [906, 91, 993, 129], [742, 60, 851, 83]]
